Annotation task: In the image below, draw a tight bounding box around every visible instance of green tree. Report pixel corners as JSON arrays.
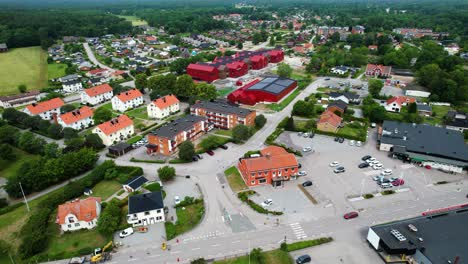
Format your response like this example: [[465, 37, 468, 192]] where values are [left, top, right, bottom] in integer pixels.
[[178, 141, 195, 161], [252, 33, 262, 45], [195, 83, 217, 100], [23, 115, 41, 130], [158, 166, 176, 181], [236, 42, 243, 49], [175, 74, 195, 98], [18, 84, 27, 93], [292, 100, 315, 117], [199, 135, 221, 151], [416, 64, 441, 87], [232, 124, 252, 143], [254, 114, 267, 129], [331, 32, 341, 43], [148, 74, 176, 95], [85, 133, 105, 150], [368, 79, 384, 97], [18, 132, 46, 155], [43, 142, 61, 158], [0, 125, 19, 145], [135, 73, 148, 90], [97, 200, 121, 235], [0, 144, 15, 160], [277, 63, 293, 78], [47, 124, 63, 139], [93, 106, 113, 124], [287, 22, 293, 30], [285, 116, 295, 131], [269, 36, 276, 47], [407, 102, 417, 113], [63, 127, 79, 140], [250, 248, 265, 264], [60, 104, 76, 114]]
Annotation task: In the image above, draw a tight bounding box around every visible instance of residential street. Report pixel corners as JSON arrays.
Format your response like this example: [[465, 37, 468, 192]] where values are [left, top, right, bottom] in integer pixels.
[[83, 43, 114, 71]]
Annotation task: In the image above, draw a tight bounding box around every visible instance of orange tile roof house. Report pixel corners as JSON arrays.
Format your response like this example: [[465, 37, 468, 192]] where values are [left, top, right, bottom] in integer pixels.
[[56, 197, 101, 232], [92, 115, 134, 146], [147, 94, 180, 119], [317, 110, 342, 133], [384, 96, 416, 112], [81, 83, 114, 106], [111, 88, 144, 112], [366, 64, 392, 77], [238, 146, 299, 187], [23, 97, 65, 120], [57, 106, 94, 130]]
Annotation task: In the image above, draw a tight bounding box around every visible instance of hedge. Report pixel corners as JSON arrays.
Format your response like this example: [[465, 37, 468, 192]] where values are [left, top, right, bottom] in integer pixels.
[[168, 159, 191, 164], [237, 191, 283, 215], [381, 190, 396, 195], [174, 196, 203, 208], [364, 193, 374, 199], [130, 157, 166, 163], [0, 203, 23, 216], [281, 237, 333, 252], [314, 128, 366, 142]]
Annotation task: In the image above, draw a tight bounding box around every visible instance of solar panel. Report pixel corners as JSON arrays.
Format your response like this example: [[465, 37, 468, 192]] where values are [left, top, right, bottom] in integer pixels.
[[391, 229, 407, 242]]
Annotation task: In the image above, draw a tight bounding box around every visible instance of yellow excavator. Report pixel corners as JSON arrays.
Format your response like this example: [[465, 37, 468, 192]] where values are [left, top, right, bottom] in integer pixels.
[[91, 241, 113, 263]]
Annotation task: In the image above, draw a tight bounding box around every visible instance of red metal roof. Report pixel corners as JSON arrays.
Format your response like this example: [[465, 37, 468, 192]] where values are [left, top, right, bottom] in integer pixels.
[[187, 63, 217, 73]]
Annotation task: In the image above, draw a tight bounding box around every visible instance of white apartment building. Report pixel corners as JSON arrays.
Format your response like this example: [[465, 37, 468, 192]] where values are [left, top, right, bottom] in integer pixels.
[[112, 89, 144, 112], [147, 94, 180, 119], [57, 106, 94, 130], [81, 83, 114, 106], [92, 114, 134, 146]]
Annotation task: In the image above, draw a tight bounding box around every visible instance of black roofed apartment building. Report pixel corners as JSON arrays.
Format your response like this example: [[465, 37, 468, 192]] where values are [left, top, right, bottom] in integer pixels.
[[147, 115, 211, 156], [378, 121, 468, 173], [190, 100, 256, 129], [127, 191, 164, 226]]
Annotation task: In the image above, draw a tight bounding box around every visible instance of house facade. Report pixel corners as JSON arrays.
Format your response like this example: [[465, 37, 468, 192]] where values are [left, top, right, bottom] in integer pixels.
[[0, 91, 40, 108], [56, 197, 101, 232], [366, 64, 392, 77], [23, 97, 65, 120], [238, 146, 299, 187], [57, 106, 94, 130], [190, 100, 256, 129], [92, 115, 134, 146], [81, 84, 114, 105], [127, 192, 165, 226], [62, 80, 83, 93], [384, 96, 416, 112], [147, 94, 180, 119], [147, 115, 208, 156], [111, 89, 144, 112]]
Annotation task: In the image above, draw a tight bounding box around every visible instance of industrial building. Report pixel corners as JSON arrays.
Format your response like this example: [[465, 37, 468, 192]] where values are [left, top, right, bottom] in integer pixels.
[[227, 77, 297, 105]]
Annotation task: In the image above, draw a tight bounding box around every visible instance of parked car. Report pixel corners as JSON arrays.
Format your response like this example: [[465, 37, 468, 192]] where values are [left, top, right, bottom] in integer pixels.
[[192, 156, 198, 161], [366, 157, 377, 163], [358, 162, 369, 168], [338, 137, 345, 143], [372, 164, 383, 170], [329, 161, 340, 167], [334, 167, 345, 173], [378, 178, 391, 184], [298, 171, 307, 176], [302, 181, 313, 187], [343, 211, 359, 219], [309, 132, 315, 138], [334, 137, 340, 142], [119, 227, 134, 238], [361, 155, 372, 161], [296, 254, 311, 264], [380, 183, 393, 189], [392, 179, 405, 186], [389, 177, 399, 182], [324, 77, 331, 81], [196, 154, 203, 159], [349, 140, 355, 146], [298, 132, 303, 137], [356, 141, 362, 147], [206, 150, 215, 156], [302, 146, 313, 152], [174, 196, 181, 205], [303, 133, 309, 138], [261, 199, 273, 208], [220, 145, 228, 150], [373, 175, 384, 181], [371, 122, 376, 128], [381, 169, 392, 176]]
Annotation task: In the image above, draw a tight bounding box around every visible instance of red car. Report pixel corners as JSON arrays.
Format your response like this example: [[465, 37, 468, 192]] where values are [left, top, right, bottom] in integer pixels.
[[206, 150, 215, 156], [392, 179, 405, 186], [343, 211, 359, 220]]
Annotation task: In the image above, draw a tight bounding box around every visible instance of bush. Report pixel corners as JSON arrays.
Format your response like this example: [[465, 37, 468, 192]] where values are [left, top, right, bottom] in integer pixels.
[[363, 193, 374, 199], [237, 191, 282, 215], [285, 237, 333, 252], [168, 159, 191, 164], [381, 190, 395, 195], [178, 141, 195, 161], [191, 258, 207, 264], [130, 157, 166, 163], [158, 166, 176, 181], [145, 182, 162, 192], [165, 222, 176, 240], [254, 114, 267, 129]]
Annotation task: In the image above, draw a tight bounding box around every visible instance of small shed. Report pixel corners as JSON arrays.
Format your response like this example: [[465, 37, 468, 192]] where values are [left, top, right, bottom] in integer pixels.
[[109, 142, 133, 157], [123, 175, 149, 193]]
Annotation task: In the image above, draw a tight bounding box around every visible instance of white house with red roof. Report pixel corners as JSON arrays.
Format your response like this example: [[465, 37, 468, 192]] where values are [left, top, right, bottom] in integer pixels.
[[23, 97, 65, 120], [81, 83, 114, 106], [57, 106, 94, 130], [86, 68, 110, 78], [56, 197, 101, 232], [147, 94, 180, 119], [111, 89, 144, 112], [384, 96, 416, 112], [92, 115, 134, 146], [365, 64, 392, 77]]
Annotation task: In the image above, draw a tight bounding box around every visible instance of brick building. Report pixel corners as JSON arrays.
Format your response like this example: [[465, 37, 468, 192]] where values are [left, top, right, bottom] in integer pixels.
[[238, 146, 299, 187], [190, 100, 256, 129]]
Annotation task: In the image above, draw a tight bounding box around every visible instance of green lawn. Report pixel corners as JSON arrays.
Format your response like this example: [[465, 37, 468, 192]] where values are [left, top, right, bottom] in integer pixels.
[[0, 46, 47, 95], [0, 148, 39, 180], [165, 201, 204, 240], [268, 89, 301, 111], [215, 129, 234, 137], [127, 135, 143, 144], [338, 125, 363, 138], [47, 63, 68, 80], [424, 105, 452, 125], [90, 181, 122, 200], [116, 15, 148, 26], [214, 249, 292, 264], [126, 106, 149, 120], [217, 88, 235, 97], [224, 166, 248, 192]]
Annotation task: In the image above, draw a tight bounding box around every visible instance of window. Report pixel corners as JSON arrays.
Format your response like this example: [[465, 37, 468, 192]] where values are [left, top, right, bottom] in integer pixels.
[[285, 168, 288, 172], [145, 211, 150, 215], [251, 173, 255, 177], [133, 214, 137, 217], [157, 209, 161, 213], [259, 179, 266, 183], [251, 180, 255, 184], [68, 224, 71, 228], [156, 216, 162, 221], [75, 223, 80, 227], [68, 217, 75, 223]]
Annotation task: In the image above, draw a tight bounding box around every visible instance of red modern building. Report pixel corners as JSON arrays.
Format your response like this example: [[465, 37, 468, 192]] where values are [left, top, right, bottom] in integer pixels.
[[267, 50, 284, 63], [250, 55, 268, 70], [226, 61, 248, 78], [186, 64, 219, 82], [227, 77, 298, 105]]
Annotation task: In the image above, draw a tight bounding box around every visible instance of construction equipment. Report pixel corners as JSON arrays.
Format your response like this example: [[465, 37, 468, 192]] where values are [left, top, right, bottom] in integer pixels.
[[91, 241, 113, 263]]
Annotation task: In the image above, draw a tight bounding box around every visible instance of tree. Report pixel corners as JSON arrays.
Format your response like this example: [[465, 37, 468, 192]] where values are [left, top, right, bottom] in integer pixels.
[[148, 74, 176, 95], [174, 74, 195, 98], [18, 84, 27, 93], [407, 102, 417, 113], [63, 127, 79, 140], [232, 124, 252, 143], [269, 36, 276, 47], [23, 115, 41, 130], [47, 124, 63, 139], [85, 133, 105, 150], [285, 116, 295, 131], [199, 135, 221, 151], [252, 33, 262, 45], [277, 63, 292, 78], [0, 125, 19, 145], [64, 137, 84, 152], [368, 79, 383, 97], [254, 114, 267, 129], [416, 64, 441, 87], [135, 73, 148, 90], [18, 132, 46, 155], [158, 166, 176, 181], [236, 42, 243, 50], [331, 32, 341, 43], [194, 83, 217, 100], [93, 106, 113, 124], [292, 100, 315, 117], [0, 144, 15, 160], [43, 142, 61, 158], [60, 104, 76, 114], [97, 200, 121, 235], [178, 141, 195, 161], [287, 22, 293, 30], [250, 248, 265, 264]]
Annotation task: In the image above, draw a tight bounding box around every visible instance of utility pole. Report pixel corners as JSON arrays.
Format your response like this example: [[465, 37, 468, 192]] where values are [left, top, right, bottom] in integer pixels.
[[19, 182, 30, 212]]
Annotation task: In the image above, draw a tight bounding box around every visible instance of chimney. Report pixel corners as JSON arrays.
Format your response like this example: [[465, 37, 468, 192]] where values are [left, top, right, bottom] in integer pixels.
[[265, 153, 271, 159]]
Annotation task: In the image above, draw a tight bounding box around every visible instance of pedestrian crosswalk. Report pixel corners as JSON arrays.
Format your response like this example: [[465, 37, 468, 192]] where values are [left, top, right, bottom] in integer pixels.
[[183, 231, 225, 242], [290, 223, 307, 239]]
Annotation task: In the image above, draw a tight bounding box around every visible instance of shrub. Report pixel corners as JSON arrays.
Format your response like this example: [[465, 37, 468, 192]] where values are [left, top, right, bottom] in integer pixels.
[[237, 191, 282, 215], [285, 237, 333, 252], [364, 193, 374, 199], [165, 222, 176, 240], [130, 157, 166, 163], [168, 159, 191, 164], [145, 182, 162, 192], [381, 190, 395, 195], [158, 166, 176, 181], [254, 114, 267, 129]]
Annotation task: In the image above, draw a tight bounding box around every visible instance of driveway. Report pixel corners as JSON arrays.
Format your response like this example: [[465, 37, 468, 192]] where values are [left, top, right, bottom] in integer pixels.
[[114, 222, 166, 248]]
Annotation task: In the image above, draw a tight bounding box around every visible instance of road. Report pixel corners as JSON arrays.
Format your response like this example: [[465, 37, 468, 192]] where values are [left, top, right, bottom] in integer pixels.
[[83, 43, 114, 70]]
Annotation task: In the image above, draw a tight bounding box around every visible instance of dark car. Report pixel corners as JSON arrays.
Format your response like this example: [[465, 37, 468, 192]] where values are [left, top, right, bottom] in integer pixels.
[[378, 178, 391, 184], [361, 155, 372, 161], [338, 137, 345, 143], [309, 132, 315, 138], [302, 181, 313, 187], [334, 166, 345, 173], [344, 211, 359, 219], [358, 162, 369, 168], [220, 145, 228, 150], [334, 137, 339, 142], [192, 156, 199, 162], [324, 77, 331, 81], [206, 150, 214, 156], [298, 163, 302, 169], [296, 254, 311, 264]]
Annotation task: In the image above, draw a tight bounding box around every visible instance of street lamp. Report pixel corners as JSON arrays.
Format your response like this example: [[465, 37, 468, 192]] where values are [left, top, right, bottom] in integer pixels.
[[19, 182, 30, 212]]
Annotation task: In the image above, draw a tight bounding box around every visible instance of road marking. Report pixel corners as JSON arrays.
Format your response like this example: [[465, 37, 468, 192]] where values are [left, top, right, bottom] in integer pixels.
[[170, 251, 181, 254], [192, 248, 200, 251], [290, 223, 308, 239], [128, 258, 139, 262], [232, 240, 241, 243], [211, 244, 221, 247]]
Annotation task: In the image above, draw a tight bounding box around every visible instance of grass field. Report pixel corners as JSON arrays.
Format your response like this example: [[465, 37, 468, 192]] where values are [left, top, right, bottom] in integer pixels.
[[214, 249, 292, 264], [0, 46, 47, 95], [268, 89, 301, 111], [47, 63, 68, 80], [0, 148, 39, 180], [126, 106, 149, 120], [116, 15, 148, 26], [215, 129, 233, 137], [165, 201, 204, 240], [224, 166, 248, 192], [90, 180, 122, 200], [217, 88, 235, 97]]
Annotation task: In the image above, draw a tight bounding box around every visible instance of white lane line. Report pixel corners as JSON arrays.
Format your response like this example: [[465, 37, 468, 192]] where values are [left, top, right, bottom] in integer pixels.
[[192, 248, 200, 251], [232, 240, 241, 243], [211, 244, 221, 247]]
